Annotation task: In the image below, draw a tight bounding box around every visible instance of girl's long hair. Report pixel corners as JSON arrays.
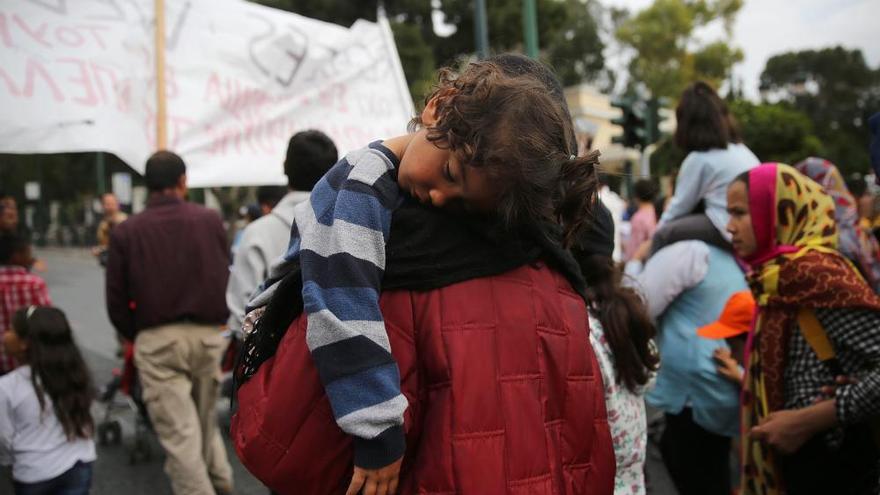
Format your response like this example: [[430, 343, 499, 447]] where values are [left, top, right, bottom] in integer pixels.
[[12, 306, 95, 440], [574, 254, 659, 392]]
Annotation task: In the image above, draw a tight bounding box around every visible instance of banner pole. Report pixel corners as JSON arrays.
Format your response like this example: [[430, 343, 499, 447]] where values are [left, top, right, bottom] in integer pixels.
[[154, 0, 168, 150]]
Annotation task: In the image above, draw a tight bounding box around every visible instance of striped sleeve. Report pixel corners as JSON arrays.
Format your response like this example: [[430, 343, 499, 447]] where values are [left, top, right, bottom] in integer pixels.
[[298, 146, 406, 469]]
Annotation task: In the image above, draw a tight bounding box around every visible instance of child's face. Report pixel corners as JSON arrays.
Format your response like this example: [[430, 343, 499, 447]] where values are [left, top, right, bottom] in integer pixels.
[[398, 98, 498, 213], [2, 328, 26, 361]]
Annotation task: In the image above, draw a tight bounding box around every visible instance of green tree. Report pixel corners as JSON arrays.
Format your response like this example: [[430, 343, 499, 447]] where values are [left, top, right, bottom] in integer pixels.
[[615, 0, 743, 99], [544, 0, 606, 86], [390, 21, 437, 103], [730, 100, 823, 165], [760, 46, 880, 174], [436, 0, 606, 87]]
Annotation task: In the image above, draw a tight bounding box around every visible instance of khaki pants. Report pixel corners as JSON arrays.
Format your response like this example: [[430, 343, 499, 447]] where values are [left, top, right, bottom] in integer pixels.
[[135, 323, 233, 495]]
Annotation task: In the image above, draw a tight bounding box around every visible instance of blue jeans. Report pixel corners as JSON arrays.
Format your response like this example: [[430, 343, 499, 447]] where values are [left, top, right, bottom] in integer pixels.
[[14, 461, 93, 495]]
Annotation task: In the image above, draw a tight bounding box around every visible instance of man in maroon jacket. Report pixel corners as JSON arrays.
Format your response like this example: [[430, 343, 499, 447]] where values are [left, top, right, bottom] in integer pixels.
[[106, 151, 233, 495]]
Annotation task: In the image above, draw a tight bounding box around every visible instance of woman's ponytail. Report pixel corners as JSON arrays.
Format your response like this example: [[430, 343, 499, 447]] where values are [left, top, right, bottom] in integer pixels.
[[576, 254, 660, 392], [556, 149, 601, 248]]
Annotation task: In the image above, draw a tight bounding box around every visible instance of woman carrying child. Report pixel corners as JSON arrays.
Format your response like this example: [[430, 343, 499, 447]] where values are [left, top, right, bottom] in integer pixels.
[[726, 163, 880, 495], [0, 306, 96, 494], [233, 55, 616, 494]]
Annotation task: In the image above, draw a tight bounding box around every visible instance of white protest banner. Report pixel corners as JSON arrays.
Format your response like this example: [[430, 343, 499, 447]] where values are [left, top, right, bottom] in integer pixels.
[[0, 0, 415, 187], [0, 1, 156, 172]]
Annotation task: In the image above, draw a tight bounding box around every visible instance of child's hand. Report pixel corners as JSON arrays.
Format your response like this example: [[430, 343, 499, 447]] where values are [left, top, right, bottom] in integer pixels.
[[346, 457, 403, 495], [713, 347, 743, 384]]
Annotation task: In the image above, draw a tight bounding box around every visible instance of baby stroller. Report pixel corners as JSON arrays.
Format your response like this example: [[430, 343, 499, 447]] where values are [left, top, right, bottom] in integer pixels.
[[97, 342, 154, 464]]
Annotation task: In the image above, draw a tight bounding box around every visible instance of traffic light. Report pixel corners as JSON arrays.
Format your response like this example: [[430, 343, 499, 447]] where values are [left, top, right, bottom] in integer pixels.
[[611, 97, 643, 149], [643, 97, 664, 148], [611, 97, 665, 149]]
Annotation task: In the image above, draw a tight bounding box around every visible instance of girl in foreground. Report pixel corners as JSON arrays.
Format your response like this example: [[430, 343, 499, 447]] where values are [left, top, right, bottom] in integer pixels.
[[1, 306, 96, 495]]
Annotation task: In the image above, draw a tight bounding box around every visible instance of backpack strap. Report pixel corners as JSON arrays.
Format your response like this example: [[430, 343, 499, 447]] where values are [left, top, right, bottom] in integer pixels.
[[797, 307, 837, 362]]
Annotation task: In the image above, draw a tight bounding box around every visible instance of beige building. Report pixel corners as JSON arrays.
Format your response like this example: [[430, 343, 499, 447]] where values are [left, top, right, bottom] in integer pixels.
[[565, 83, 676, 178], [565, 83, 639, 174]]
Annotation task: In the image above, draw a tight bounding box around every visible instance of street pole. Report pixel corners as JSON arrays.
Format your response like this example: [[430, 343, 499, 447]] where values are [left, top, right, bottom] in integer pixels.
[[474, 0, 489, 59], [523, 0, 538, 58], [640, 143, 657, 177], [95, 152, 106, 194], [154, 0, 168, 149]]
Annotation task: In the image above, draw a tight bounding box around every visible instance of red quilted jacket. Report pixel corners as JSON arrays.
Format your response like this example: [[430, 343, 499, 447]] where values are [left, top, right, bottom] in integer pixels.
[[232, 263, 615, 494]]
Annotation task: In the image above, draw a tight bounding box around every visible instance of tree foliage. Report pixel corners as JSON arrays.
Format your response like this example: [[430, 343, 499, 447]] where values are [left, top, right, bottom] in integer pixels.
[[760, 46, 880, 174], [729, 100, 823, 165], [615, 0, 743, 99]]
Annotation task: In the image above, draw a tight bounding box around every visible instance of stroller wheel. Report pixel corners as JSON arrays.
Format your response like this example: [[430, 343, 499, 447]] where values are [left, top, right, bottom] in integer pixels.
[[98, 420, 122, 446]]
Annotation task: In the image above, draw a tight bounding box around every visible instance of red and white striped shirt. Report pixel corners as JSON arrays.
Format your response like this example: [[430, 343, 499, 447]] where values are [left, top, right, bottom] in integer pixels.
[[0, 266, 51, 374]]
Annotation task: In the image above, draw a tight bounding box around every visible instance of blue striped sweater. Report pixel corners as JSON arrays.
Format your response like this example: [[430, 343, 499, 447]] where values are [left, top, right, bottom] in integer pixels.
[[286, 142, 405, 468]]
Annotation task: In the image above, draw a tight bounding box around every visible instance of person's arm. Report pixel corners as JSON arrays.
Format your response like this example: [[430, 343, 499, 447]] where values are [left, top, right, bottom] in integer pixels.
[[624, 240, 710, 320], [226, 228, 268, 332], [658, 154, 706, 227], [300, 154, 406, 472], [105, 228, 134, 340], [0, 388, 13, 467], [750, 399, 837, 454], [96, 220, 110, 248], [816, 307, 880, 425]]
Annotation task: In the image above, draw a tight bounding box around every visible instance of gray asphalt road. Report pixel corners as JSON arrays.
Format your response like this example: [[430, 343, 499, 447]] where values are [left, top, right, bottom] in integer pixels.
[[0, 248, 266, 495], [2, 248, 681, 495]]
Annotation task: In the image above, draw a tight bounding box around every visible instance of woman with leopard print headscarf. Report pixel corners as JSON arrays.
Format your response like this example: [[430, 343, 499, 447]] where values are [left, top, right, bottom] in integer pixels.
[[727, 163, 880, 495]]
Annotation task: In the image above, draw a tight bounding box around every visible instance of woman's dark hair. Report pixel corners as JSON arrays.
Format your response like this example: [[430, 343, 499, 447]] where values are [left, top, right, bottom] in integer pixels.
[[411, 58, 599, 247], [12, 306, 95, 440], [733, 170, 750, 191], [571, 205, 658, 392], [674, 81, 741, 153], [572, 253, 659, 392]]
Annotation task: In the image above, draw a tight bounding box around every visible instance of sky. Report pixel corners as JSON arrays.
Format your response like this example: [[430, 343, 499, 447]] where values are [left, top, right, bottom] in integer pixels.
[[603, 0, 879, 99]]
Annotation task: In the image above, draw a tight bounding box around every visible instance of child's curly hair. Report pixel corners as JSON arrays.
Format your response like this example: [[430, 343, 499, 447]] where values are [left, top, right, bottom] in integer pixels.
[[410, 59, 600, 247]]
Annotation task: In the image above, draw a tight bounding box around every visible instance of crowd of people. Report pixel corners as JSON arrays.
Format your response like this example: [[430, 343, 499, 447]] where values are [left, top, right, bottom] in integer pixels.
[[0, 52, 879, 495]]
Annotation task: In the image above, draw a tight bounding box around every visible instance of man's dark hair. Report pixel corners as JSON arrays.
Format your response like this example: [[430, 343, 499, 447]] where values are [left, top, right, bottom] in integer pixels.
[[0, 232, 29, 264], [633, 179, 659, 203], [144, 151, 186, 192], [284, 130, 338, 191], [256, 185, 288, 210], [674, 81, 740, 153]]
